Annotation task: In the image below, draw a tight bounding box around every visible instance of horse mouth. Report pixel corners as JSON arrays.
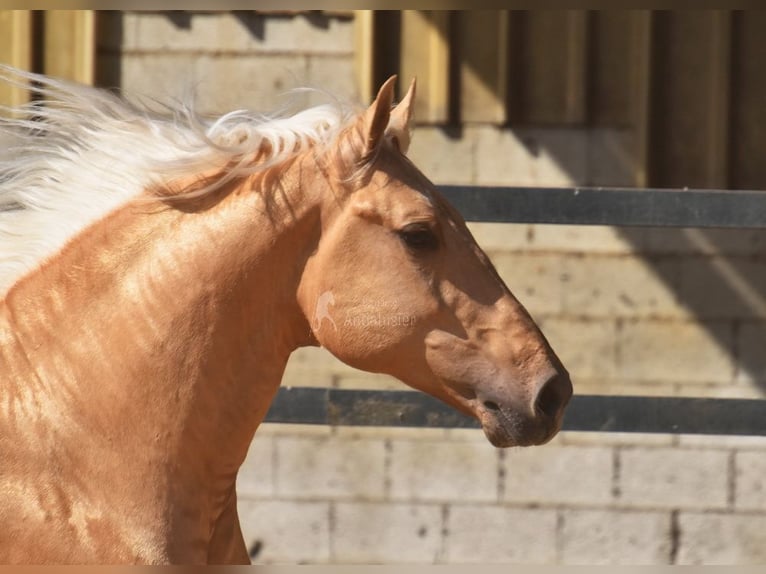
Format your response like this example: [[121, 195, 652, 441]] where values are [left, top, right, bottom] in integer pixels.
[[441, 379, 566, 447], [477, 404, 562, 448]]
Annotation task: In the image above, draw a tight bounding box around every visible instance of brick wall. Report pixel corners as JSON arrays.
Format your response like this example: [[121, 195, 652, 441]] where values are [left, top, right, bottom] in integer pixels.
[[237, 428, 766, 564], [98, 11, 358, 113], [99, 11, 766, 564]]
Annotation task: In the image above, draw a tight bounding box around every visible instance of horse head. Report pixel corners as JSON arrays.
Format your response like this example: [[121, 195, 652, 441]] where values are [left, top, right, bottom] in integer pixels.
[[297, 77, 572, 447]]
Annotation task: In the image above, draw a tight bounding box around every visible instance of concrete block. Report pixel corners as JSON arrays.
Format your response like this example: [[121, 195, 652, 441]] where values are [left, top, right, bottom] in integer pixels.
[[677, 257, 766, 320], [237, 499, 330, 564], [306, 55, 358, 106], [535, 317, 619, 380], [487, 252, 566, 316], [333, 502, 442, 563], [408, 126, 476, 186], [735, 323, 766, 386], [529, 224, 643, 255], [260, 13, 354, 55], [675, 382, 764, 399], [121, 12, 353, 54], [333, 373, 405, 391], [678, 434, 766, 450], [618, 319, 736, 385], [676, 512, 766, 564], [281, 346, 359, 389], [122, 12, 250, 52], [735, 451, 766, 511], [587, 128, 640, 187], [255, 422, 333, 438], [286, 346, 357, 374], [192, 54, 311, 114], [335, 425, 450, 442], [237, 435, 275, 498], [465, 222, 532, 253], [560, 509, 671, 564], [278, 365, 334, 388], [644, 227, 766, 256], [118, 53, 312, 115], [566, 379, 678, 398], [443, 426, 496, 443], [445, 505, 558, 563], [389, 440, 500, 503], [502, 445, 614, 506], [561, 256, 684, 319], [618, 447, 730, 510], [560, 431, 675, 448], [122, 12, 183, 51], [118, 54, 198, 105], [475, 127, 587, 187], [275, 436, 386, 500]]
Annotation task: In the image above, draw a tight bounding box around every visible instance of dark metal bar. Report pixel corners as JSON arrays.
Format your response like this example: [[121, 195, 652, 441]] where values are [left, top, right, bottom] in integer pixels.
[[265, 388, 766, 436], [264, 186, 766, 436], [437, 185, 766, 228]]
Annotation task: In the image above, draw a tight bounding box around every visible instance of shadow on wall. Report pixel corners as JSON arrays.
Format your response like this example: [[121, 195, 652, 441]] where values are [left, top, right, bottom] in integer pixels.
[[439, 10, 766, 396], [615, 227, 766, 394]]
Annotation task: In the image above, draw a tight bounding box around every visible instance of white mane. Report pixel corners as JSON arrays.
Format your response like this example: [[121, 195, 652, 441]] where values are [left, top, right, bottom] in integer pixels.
[[0, 66, 356, 294]]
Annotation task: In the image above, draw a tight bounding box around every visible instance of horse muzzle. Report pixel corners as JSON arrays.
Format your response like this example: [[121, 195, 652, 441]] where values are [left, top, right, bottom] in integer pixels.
[[475, 372, 573, 448]]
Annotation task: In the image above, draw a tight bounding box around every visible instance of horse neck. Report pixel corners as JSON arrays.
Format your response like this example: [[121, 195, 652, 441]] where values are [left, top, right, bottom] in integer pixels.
[[2, 157, 321, 502]]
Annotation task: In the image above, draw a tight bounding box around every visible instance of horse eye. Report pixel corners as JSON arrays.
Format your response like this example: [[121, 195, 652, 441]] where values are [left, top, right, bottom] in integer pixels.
[[398, 223, 438, 250]]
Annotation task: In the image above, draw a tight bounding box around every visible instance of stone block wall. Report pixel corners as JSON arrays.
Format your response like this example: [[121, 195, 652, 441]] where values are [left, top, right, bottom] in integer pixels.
[[237, 428, 766, 564], [97, 11, 766, 564]]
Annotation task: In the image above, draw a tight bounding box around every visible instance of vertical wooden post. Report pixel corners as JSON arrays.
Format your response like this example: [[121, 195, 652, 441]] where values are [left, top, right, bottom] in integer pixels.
[[0, 10, 33, 108], [519, 10, 588, 125], [457, 11, 508, 124], [354, 10, 375, 104], [564, 10, 587, 124], [650, 11, 732, 188], [43, 10, 95, 84], [729, 11, 766, 189], [400, 10, 451, 124], [706, 10, 731, 188], [630, 11, 653, 188]]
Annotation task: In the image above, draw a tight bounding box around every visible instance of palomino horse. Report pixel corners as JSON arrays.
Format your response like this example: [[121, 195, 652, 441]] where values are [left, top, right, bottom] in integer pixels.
[[0, 68, 572, 564]]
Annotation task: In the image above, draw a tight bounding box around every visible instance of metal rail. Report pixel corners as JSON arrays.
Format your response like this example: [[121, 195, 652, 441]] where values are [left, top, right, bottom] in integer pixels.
[[265, 388, 766, 436], [267, 185, 766, 436], [438, 185, 766, 228]]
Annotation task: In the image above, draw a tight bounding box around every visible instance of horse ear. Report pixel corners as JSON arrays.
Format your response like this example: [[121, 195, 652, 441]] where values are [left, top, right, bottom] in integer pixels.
[[363, 75, 397, 155], [388, 78, 416, 154]]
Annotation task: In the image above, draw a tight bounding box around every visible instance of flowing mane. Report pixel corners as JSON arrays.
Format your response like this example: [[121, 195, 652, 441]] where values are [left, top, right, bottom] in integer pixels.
[[0, 66, 357, 294]]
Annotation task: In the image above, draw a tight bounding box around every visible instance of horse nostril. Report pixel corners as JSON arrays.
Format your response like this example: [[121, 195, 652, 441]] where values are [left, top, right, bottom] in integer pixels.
[[534, 374, 573, 419], [483, 400, 501, 412]]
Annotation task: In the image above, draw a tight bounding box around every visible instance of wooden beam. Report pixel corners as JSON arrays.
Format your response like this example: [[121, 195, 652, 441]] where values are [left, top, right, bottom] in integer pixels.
[[457, 10, 508, 124], [650, 11, 732, 188], [590, 11, 634, 127], [0, 10, 33, 109], [564, 10, 587, 124], [519, 10, 588, 125], [354, 10, 375, 104], [706, 10, 731, 188], [630, 10, 653, 188], [730, 11, 766, 189], [400, 10, 450, 124], [43, 10, 95, 84]]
